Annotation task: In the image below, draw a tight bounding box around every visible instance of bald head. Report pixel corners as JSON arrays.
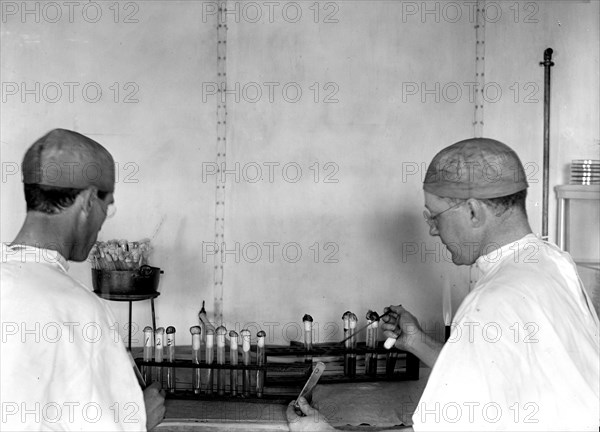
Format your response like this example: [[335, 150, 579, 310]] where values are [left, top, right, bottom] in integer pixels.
[[22, 129, 115, 193], [423, 138, 528, 199]]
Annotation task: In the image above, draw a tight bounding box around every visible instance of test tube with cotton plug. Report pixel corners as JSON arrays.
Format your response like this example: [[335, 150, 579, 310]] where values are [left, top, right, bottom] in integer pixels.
[[205, 327, 215, 395], [190, 326, 202, 394], [155, 327, 165, 385], [302, 314, 313, 364], [256, 330, 266, 398], [342, 311, 351, 376], [365, 310, 379, 376], [216, 326, 227, 396], [166, 326, 176, 393], [348, 313, 357, 378], [142, 326, 154, 383], [229, 331, 239, 396], [241, 329, 251, 397]]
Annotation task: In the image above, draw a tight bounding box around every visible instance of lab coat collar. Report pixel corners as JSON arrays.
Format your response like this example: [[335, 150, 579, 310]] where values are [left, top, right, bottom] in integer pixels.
[[1, 243, 70, 273], [475, 233, 539, 275]]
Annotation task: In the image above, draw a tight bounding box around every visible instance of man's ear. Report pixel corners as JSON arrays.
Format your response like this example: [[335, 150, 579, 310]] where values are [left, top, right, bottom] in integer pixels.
[[466, 198, 486, 228], [77, 187, 96, 215]]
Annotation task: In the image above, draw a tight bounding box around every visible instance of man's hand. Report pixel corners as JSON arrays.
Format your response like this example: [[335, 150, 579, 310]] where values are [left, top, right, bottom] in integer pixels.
[[381, 304, 443, 368], [143, 381, 166, 431], [381, 304, 423, 352], [286, 397, 337, 431]]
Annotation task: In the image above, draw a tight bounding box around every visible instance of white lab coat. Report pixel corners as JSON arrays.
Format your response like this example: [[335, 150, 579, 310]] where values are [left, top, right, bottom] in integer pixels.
[[413, 234, 600, 431], [1, 244, 146, 431]]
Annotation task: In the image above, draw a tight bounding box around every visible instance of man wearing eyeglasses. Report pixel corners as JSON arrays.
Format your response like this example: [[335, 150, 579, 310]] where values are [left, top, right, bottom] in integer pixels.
[[287, 138, 599, 431], [1, 129, 165, 431]]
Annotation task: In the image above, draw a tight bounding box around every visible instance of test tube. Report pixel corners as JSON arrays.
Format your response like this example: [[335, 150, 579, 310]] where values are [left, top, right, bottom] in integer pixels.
[[216, 326, 227, 396], [365, 311, 379, 376], [205, 327, 214, 395], [342, 311, 351, 376], [155, 327, 165, 385], [190, 326, 202, 394], [241, 329, 251, 397], [229, 331, 239, 396], [302, 314, 313, 364], [142, 326, 154, 384], [256, 330, 266, 398], [348, 313, 357, 378], [386, 348, 398, 377], [166, 326, 176, 393]]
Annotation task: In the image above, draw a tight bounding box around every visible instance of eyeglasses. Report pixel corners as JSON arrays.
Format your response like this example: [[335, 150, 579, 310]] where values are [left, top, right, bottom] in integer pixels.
[[104, 204, 117, 219], [423, 201, 464, 230]]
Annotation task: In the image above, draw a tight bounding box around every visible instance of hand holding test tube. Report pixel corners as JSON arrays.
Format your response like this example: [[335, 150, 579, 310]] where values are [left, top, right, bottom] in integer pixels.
[[381, 305, 421, 349], [382, 305, 403, 349], [382, 304, 442, 369]]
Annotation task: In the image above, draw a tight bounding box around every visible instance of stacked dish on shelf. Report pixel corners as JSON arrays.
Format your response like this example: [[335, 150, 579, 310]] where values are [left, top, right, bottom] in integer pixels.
[[570, 160, 600, 185]]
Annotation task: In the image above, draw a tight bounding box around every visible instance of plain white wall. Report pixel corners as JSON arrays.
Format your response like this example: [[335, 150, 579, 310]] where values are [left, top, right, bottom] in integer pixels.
[[1, 1, 218, 345], [1, 1, 598, 347]]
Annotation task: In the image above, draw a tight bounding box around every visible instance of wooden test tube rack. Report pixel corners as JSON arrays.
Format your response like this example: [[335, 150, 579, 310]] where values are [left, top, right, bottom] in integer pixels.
[[135, 345, 275, 402], [267, 341, 419, 386], [134, 341, 419, 402]]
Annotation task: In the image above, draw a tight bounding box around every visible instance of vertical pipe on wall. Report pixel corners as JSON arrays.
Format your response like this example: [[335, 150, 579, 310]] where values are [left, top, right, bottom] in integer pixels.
[[540, 48, 554, 239]]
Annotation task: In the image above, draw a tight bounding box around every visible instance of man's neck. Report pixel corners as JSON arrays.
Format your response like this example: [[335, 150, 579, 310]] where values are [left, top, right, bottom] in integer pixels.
[[478, 210, 533, 259], [11, 212, 75, 260]]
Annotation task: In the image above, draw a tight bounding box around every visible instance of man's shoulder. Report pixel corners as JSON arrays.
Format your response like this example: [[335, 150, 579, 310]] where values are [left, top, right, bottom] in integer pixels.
[[2, 259, 108, 317]]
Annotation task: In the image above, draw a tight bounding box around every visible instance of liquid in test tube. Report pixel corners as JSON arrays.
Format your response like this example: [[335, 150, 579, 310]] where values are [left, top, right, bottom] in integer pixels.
[[155, 327, 165, 386], [256, 330, 266, 398], [143, 326, 154, 384], [348, 313, 357, 378], [240, 329, 251, 397], [205, 327, 214, 395], [342, 311, 351, 376], [229, 331, 239, 396], [302, 314, 313, 365], [190, 326, 202, 394], [166, 326, 176, 393], [216, 326, 227, 396], [365, 311, 379, 376]]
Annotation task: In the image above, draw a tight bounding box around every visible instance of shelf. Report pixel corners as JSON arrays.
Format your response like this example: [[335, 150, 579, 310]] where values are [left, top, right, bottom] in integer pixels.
[[555, 185, 600, 200]]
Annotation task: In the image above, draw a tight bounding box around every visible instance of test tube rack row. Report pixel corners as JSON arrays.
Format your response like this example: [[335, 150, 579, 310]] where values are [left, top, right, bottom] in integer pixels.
[[269, 341, 420, 385], [135, 310, 419, 402], [134, 342, 419, 402]]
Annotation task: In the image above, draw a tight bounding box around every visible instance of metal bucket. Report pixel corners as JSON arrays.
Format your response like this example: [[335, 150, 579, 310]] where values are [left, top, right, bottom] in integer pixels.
[[92, 265, 163, 295]]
